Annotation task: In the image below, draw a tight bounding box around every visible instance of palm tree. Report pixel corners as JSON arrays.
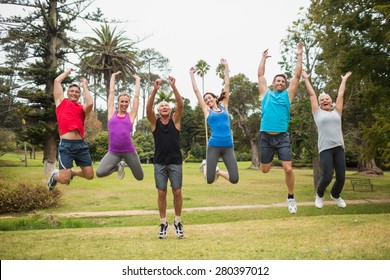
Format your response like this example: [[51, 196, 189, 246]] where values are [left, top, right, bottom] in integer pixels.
[[79, 24, 139, 110], [195, 59, 210, 146], [154, 89, 175, 106]]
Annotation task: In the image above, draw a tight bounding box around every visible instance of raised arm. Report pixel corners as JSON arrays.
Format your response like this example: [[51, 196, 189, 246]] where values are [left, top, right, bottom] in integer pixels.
[[108, 71, 121, 120], [53, 67, 72, 106], [335, 71, 352, 114], [220, 58, 230, 110], [302, 70, 319, 113], [257, 49, 270, 99], [168, 76, 183, 128], [189, 67, 209, 116], [287, 42, 303, 103], [129, 74, 141, 123], [146, 79, 162, 131], [80, 77, 93, 115]]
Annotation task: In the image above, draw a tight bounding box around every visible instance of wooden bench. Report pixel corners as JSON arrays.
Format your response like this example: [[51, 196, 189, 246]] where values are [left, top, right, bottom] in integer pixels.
[[350, 179, 374, 191]]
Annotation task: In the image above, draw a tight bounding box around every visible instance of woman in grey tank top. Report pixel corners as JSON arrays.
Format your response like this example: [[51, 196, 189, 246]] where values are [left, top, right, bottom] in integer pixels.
[[302, 70, 352, 209]]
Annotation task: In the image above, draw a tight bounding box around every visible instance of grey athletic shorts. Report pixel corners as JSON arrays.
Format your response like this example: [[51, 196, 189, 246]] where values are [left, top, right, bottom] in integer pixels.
[[153, 163, 182, 189]]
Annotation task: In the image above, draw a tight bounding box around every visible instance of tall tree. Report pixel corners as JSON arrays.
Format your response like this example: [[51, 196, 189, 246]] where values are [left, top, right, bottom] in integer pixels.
[[0, 0, 102, 174], [194, 59, 210, 147], [308, 0, 389, 174], [138, 48, 170, 118], [229, 73, 261, 168], [79, 23, 139, 110], [180, 98, 195, 159]]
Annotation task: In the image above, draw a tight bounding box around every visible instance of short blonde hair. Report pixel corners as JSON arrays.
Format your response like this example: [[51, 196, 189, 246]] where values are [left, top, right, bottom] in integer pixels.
[[118, 92, 130, 102], [318, 93, 332, 103], [318, 93, 335, 109]]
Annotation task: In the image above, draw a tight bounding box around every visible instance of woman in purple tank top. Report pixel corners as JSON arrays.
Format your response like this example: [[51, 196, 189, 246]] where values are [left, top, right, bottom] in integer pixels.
[[95, 71, 144, 181]]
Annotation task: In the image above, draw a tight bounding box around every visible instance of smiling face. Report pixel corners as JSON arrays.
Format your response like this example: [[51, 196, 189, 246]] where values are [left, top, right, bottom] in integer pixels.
[[318, 93, 333, 111], [272, 74, 287, 92], [67, 85, 81, 102], [203, 92, 217, 108], [117, 94, 130, 113]]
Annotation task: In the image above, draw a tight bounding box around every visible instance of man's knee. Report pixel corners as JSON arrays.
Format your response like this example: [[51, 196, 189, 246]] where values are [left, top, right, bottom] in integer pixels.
[[284, 166, 293, 174], [260, 163, 271, 173]]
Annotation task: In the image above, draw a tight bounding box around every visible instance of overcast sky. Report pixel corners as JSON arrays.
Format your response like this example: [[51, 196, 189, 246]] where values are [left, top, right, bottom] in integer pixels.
[[1, 0, 311, 108], [90, 0, 311, 108]]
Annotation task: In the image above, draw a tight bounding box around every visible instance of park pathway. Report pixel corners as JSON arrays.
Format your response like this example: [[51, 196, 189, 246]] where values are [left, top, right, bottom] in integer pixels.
[[19, 199, 390, 220], [2, 198, 387, 219]]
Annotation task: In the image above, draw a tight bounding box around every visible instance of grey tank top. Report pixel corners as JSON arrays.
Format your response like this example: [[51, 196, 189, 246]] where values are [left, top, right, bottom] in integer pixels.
[[313, 108, 344, 153]]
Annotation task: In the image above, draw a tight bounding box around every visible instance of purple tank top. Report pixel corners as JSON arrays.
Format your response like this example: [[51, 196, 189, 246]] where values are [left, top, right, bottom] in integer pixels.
[[108, 111, 135, 153]]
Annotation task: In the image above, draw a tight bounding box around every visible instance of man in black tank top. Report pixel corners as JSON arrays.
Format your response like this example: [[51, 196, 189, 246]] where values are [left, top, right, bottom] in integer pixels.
[[146, 76, 184, 239]]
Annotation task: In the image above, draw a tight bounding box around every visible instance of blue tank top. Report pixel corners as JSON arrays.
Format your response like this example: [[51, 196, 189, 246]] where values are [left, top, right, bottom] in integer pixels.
[[260, 89, 290, 132], [207, 105, 233, 147]]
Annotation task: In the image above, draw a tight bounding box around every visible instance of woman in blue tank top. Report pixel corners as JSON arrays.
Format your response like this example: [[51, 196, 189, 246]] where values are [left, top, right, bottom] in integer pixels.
[[189, 59, 239, 184]]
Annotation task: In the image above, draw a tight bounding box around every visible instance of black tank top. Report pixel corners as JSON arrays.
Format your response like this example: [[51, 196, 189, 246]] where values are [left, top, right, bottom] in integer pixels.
[[153, 118, 182, 165]]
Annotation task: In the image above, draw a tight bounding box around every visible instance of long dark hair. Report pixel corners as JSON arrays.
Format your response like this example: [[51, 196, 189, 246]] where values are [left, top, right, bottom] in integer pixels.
[[203, 91, 227, 105]]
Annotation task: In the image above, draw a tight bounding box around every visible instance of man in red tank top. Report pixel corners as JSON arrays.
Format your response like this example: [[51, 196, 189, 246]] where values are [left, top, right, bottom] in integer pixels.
[[47, 67, 94, 191]]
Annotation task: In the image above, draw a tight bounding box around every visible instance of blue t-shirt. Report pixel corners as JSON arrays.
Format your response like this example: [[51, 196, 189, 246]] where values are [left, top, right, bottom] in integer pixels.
[[260, 89, 290, 132], [207, 105, 233, 147]]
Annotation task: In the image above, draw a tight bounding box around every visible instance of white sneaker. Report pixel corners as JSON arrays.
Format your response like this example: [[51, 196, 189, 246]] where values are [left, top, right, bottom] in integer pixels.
[[315, 193, 324, 208], [215, 167, 219, 181], [287, 198, 297, 214], [117, 161, 125, 180], [330, 194, 346, 208], [200, 159, 206, 172]]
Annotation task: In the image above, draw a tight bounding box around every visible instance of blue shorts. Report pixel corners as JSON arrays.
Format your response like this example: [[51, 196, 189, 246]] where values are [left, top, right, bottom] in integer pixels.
[[258, 132, 292, 163], [58, 139, 93, 169], [154, 163, 182, 190]]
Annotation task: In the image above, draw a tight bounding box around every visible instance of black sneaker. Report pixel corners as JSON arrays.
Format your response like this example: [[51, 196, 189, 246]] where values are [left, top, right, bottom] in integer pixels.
[[174, 222, 184, 238], [47, 169, 59, 191], [158, 222, 169, 239]]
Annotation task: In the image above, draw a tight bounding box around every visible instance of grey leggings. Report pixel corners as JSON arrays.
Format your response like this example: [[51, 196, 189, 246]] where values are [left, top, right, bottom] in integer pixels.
[[317, 146, 345, 198], [206, 146, 239, 184], [96, 151, 144, 180]]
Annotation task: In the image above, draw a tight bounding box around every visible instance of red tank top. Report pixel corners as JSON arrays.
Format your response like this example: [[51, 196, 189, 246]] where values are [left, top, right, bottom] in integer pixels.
[[56, 99, 85, 138]]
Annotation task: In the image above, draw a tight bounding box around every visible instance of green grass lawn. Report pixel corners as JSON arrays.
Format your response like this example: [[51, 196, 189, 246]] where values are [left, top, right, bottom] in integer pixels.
[[0, 152, 389, 260]]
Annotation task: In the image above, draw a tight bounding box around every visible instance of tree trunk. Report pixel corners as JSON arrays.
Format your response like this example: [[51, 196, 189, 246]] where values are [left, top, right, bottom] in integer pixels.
[[358, 159, 383, 175], [250, 138, 259, 169], [43, 131, 57, 176], [23, 141, 28, 167]]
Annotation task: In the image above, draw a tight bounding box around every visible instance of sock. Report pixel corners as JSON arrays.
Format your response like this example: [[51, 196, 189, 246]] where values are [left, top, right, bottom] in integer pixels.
[[160, 218, 167, 225], [174, 216, 181, 224], [288, 194, 294, 199]]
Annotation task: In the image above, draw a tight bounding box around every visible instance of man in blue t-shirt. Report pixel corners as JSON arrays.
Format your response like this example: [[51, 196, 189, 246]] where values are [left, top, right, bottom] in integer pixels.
[[257, 43, 303, 214]]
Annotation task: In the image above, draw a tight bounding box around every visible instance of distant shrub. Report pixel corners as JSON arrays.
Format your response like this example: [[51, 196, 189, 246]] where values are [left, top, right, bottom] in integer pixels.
[[235, 152, 252, 162], [0, 180, 62, 214]]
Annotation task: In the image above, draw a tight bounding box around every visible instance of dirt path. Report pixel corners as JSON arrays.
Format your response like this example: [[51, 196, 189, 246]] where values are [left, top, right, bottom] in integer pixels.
[[2, 198, 388, 219]]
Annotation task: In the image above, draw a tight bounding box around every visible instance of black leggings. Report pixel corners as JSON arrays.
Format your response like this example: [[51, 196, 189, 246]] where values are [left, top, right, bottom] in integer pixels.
[[317, 146, 345, 198]]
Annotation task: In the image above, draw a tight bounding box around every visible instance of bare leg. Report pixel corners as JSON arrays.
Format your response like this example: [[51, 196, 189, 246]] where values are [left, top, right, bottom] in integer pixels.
[[172, 188, 182, 216], [282, 161, 295, 195], [158, 189, 167, 219]]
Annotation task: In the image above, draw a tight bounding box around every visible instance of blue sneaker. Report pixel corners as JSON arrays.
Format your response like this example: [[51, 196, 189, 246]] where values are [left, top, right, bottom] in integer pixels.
[[47, 169, 59, 191]]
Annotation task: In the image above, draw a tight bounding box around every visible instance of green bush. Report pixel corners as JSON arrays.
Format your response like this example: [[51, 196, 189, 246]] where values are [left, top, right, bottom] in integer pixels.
[[0, 180, 62, 214], [235, 152, 251, 162]]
